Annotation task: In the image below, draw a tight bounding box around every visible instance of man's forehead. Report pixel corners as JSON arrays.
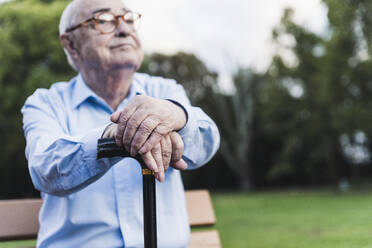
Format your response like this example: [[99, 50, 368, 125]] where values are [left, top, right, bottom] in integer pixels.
[[75, 0, 127, 18], [91, 7, 130, 15]]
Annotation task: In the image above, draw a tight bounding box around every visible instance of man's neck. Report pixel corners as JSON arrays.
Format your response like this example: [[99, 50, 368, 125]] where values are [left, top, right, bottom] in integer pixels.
[[80, 67, 135, 110]]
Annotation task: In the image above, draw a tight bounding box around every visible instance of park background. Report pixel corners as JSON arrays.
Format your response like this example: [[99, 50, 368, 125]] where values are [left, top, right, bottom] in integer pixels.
[[2, 0, 372, 247]]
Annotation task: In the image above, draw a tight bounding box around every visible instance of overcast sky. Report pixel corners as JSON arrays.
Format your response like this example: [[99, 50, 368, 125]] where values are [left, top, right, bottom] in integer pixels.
[[125, 0, 328, 90], [1, 0, 328, 90], [125, 1, 327, 68]]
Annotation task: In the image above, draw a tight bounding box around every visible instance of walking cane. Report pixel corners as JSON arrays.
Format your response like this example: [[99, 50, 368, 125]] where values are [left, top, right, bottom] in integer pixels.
[[97, 138, 157, 248]]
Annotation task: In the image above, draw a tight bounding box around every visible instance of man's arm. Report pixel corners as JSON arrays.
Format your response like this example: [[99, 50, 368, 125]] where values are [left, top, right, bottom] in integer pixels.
[[21, 89, 117, 196]]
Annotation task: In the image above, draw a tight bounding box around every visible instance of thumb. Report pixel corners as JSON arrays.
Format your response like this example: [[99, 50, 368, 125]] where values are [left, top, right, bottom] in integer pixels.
[[171, 159, 187, 171], [110, 111, 121, 123]]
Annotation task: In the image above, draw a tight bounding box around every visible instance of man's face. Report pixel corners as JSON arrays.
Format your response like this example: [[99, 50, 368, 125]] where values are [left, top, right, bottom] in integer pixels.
[[73, 0, 144, 71]]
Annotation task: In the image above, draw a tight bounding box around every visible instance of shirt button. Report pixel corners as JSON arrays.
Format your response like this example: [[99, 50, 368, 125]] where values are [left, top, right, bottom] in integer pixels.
[[125, 224, 130, 230]]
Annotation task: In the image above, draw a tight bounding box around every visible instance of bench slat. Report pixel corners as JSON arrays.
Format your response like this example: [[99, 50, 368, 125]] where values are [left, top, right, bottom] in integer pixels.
[[185, 190, 216, 226], [0, 199, 41, 240], [190, 230, 221, 248]]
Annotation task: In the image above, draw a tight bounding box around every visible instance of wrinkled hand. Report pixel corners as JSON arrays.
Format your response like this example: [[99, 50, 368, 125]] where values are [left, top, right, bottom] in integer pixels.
[[110, 95, 187, 157], [141, 132, 187, 181], [102, 124, 187, 182]]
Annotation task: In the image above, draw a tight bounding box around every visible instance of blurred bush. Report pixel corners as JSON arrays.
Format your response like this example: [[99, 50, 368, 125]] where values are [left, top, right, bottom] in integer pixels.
[[0, 0, 75, 198], [251, 1, 372, 189]]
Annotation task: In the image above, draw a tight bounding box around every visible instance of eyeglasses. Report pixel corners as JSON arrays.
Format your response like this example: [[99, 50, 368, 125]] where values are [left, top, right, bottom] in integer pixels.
[[66, 11, 142, 34]]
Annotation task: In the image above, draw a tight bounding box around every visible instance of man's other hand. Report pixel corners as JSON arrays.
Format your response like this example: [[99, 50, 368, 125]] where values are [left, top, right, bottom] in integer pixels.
[[102, 124, 187, 182], [110, 95, 187, 157]]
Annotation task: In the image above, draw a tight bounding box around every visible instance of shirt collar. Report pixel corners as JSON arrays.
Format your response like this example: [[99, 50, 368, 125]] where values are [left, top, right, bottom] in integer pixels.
[[71, 73, 97, 110], [128, 75, 147, 97], [71, 73, 147, 110]]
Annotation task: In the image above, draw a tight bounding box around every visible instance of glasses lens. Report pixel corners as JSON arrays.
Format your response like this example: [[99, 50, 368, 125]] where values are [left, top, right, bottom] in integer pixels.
[[96, 13, 116, 33], [124, 12, 141, 30]]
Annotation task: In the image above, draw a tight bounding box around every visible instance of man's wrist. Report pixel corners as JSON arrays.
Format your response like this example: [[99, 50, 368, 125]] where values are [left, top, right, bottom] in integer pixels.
[[166, 99, 188, 131]]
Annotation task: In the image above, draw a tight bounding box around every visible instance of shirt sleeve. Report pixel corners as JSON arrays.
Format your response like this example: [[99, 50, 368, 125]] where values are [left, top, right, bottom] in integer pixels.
[[21, 89, 119, 196], [157, 78, 220, 170]]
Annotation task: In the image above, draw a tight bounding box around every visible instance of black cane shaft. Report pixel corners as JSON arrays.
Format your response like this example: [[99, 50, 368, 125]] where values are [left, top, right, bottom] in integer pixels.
[[143, 174, 157, 248], [97, 138, 158, 248]]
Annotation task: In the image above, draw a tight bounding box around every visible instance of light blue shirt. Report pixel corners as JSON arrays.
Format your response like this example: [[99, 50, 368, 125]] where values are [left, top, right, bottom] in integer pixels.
[[21, 73, 220, 248]]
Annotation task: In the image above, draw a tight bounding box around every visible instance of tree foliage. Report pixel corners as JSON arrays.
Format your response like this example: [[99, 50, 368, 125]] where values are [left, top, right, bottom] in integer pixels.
[[139, 52, 218, 105], [0, 0, 74, 198], [206, 70, 262, 190], [254, 1, 372, 187]]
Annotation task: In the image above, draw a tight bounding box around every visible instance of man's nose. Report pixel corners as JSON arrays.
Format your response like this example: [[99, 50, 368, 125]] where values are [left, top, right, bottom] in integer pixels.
[[115, 17, 133, 37]]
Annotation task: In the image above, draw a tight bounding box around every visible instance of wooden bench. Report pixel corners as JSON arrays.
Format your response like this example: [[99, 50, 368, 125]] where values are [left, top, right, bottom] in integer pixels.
[[0, 189, 221, 247]]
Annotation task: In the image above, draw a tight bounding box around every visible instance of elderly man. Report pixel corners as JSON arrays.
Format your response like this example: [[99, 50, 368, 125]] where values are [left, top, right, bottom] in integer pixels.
[[21, 0, 220, 247]]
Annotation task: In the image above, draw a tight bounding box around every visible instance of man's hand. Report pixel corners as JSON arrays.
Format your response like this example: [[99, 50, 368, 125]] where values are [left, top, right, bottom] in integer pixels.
[[102, 124, 187, 182], [141, 132, 187, 181], [110, 95, 187, 157]]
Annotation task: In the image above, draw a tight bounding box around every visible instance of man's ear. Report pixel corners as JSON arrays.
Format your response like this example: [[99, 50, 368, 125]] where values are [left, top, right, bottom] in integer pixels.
[[60, 33, 79, 58]]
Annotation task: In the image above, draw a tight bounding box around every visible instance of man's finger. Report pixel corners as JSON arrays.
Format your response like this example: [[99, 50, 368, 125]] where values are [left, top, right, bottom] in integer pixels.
[[160, 135, 172, 172], [114, 106, 137, 148], [151, 143, 164, 182], [170, 132, 184, 164], [171, 159, 188, 170], [130, 117, 159, 156], [110, 111, 121, 123], [138, 124, 169, 155], [141, 152, 158, 172], [122, 110, 151, 154]]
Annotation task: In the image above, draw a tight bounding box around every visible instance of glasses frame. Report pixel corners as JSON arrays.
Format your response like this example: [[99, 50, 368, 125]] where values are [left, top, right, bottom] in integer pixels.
[[65, 11, 142, 34]]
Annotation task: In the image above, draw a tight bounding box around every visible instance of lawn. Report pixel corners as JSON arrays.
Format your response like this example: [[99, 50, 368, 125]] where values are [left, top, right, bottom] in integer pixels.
[[212, 191, 372, 248], [2, 191, 372, 247]]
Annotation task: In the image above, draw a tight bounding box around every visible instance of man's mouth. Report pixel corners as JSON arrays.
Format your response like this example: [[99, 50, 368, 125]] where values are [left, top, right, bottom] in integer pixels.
[[110, 43, 134, 49]]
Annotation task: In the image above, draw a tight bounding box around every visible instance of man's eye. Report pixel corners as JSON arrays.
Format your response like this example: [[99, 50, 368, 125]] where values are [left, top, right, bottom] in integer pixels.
[[98, 19, 108, 24]]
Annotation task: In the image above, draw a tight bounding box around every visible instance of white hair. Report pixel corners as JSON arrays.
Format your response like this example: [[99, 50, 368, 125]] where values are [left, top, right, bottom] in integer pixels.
[[59, 1, 79, 71]]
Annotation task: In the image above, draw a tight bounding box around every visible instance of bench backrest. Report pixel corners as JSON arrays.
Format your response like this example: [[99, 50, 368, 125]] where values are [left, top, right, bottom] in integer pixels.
[[185, 190, 216, 226], [0, 189, 216, 241], [0, 198, 41, 240]]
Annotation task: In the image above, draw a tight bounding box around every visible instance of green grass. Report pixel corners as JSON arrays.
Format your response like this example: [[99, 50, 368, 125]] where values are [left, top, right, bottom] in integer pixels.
[[3, 192, 372, 247], [212, 191, 372, 248], [0, 239, 36, 248]]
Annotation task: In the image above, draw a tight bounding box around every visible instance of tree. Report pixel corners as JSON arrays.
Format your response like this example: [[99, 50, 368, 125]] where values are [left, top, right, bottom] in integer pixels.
[[207, 69, 261, 191], [0, 0, 73, 198], [256, 2, 372, 188], [139, 52, 218, 106]]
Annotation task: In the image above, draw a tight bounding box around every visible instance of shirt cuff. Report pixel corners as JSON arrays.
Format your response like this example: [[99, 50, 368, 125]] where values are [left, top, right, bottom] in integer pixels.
[[177, 104, 198, 143], [81, 126, 107, 161], [80, 125, 121, 176]]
